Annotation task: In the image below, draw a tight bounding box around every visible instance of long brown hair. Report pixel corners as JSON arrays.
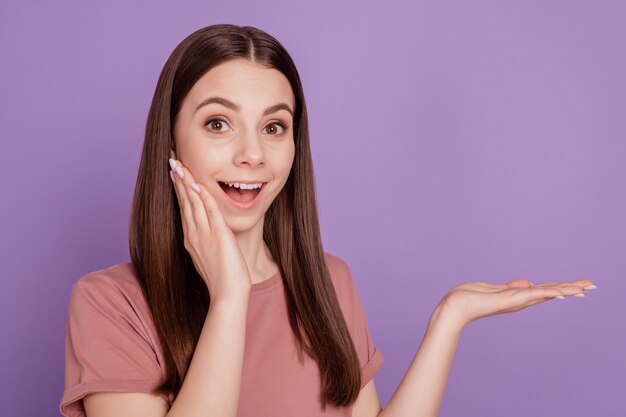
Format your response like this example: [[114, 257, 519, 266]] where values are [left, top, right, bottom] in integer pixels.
[[128, 24, 362, 410]]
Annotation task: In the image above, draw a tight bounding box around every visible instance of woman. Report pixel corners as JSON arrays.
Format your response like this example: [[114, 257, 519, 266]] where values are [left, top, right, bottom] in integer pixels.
[[59, 23, 595, 417]]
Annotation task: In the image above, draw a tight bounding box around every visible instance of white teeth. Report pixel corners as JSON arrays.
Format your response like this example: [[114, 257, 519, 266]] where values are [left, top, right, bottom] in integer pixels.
[[224, 182, 263, 190]]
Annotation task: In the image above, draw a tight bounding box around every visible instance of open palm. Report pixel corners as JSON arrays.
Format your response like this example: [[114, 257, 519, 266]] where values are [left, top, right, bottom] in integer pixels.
[[441, 278, 595, 329]]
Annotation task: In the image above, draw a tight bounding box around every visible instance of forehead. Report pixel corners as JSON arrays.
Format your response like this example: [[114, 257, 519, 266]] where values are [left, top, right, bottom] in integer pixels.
[[184, 59, 295, 112]]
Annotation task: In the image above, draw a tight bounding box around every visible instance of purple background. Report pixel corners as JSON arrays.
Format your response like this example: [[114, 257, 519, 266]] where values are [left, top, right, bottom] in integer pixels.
[[2, 1, 624, 416]]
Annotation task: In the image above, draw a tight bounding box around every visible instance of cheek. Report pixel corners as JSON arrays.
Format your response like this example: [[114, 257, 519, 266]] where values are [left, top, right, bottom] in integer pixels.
[[185, 152, 223, 182]]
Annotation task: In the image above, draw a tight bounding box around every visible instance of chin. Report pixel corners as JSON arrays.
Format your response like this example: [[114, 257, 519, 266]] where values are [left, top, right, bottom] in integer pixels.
[[223, 213, 264, 234]]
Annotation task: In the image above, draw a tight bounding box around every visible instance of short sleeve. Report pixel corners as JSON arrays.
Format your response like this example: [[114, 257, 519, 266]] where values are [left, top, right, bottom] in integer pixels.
[[59, 275, 168, 417], [331, 255, 385, 390]]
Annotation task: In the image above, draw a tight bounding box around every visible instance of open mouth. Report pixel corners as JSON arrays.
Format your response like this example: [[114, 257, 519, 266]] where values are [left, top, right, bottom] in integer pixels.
[[218, 181, 265, 204]]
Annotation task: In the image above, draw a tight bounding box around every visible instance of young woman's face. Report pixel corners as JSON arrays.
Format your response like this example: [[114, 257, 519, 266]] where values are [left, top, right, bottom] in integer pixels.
[[173, 58, 296, 233]]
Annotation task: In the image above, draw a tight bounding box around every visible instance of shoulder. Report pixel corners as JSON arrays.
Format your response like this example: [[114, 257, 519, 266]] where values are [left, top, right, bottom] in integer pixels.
[[323, 251, 349, 272], [323, 251, 352, 283], [67, 262, 162, 351], [69, 262, 149, 323], [61, 263, 171, 414], [322, 251, 359, 303], [72, 262, 142, 299]]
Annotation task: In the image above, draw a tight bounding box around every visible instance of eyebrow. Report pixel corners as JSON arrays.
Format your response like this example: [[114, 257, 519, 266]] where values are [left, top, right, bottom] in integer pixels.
[[194, 96, 294, 117]]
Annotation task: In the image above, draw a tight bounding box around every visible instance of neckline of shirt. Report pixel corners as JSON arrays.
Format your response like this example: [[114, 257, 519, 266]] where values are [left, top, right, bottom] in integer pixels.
[[250, 269, 282, 294]]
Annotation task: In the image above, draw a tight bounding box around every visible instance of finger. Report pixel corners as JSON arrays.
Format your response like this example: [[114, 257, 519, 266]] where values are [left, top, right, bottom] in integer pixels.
[[517, 285, 585, 302], [555, 285, 587, 296], [481, 293, 561, 318], [531, 282, 592, 295], [533, 279, 594, 290], [454, 281, 516, 293], [169, 159, 196, 236], [169, 165, 188, 240], [570, 279, 594, 287], [532, 281, 576, 287], [456, 280, 532, 292], [171, 160, 211, 234], [508, 285, 588, 311], [193, 180, 229, 233], [507, 296, 556, 312], [495, 287, 560, 307]]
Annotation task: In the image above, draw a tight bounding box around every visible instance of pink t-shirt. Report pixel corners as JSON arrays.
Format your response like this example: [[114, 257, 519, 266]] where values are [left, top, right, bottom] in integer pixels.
[[59, 251, 384, 416]]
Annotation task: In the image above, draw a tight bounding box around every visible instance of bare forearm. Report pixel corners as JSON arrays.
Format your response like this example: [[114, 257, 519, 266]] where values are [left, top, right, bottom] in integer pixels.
[[379, 305, 464, 417], [166, 293, 250, 417]]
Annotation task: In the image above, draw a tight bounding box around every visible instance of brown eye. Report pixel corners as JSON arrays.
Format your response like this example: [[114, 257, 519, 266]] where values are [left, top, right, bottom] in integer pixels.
[[204, 117, 231, 134], [265, 121, 288, 135]]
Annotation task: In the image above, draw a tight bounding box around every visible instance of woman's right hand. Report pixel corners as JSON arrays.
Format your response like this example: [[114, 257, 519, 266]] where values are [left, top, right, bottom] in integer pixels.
[[169, 154, 252, 301]]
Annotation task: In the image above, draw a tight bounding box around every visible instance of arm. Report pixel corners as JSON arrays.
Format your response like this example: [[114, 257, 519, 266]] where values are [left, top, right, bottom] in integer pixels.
[[376, 278, 591, 417], [83, 292, 251, 417], [166, 293, 250, 417], [377, 303, 462, 417]]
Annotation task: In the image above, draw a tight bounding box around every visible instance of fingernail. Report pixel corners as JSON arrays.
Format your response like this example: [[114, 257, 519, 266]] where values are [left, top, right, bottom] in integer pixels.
[[191, 183, 201, 193], [574, 293, 586, 297], [169, 170, 175, 183], [584, 284, 597, 290], [555, 295, 565, 300], [175, 165, 184, 179], [169, 158, 177, 170]]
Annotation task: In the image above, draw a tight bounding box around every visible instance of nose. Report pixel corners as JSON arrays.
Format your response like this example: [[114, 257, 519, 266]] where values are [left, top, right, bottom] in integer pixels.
[[234, 129, 265, 168]]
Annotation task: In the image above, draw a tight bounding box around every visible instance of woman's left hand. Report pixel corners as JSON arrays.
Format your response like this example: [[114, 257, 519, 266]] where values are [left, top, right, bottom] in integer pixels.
[[438, 278, 595, 330]]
